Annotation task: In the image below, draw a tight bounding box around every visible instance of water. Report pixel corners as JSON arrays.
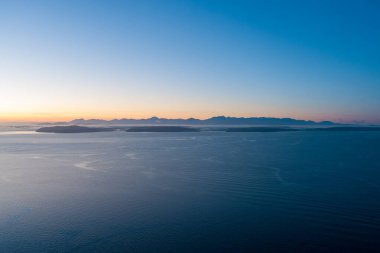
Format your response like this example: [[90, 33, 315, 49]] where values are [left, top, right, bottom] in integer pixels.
[[0, 130, 380, 252]]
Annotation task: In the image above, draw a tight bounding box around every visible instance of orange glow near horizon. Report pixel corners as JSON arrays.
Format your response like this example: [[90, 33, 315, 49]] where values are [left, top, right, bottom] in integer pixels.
[[0, 112, 293, 123], [0, 111, 368, 124], [1, 1, 380, 126]]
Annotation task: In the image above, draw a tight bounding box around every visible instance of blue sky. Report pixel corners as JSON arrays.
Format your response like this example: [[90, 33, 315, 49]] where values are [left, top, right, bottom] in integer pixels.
[[1, 0, 379, 123]]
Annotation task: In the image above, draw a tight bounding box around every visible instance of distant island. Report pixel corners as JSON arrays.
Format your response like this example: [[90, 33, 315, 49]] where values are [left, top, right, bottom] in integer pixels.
[[68, 116, 336, 126], [36, 125, 200, 133], [305, 127, 380, 132], [36, 125, 115, 133], [126, 126, 200, 132], [226, 126, 380, 132], [226, 127, 300, 132]]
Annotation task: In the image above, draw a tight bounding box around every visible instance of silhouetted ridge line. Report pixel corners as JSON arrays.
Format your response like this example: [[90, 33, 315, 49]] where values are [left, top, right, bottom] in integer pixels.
[[69, 116, 337, 126], [36, 125, 380, 134]]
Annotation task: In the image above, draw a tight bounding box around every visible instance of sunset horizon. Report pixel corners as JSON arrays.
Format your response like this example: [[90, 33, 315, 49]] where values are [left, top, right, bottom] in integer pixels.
[[1, 1, 380, 252], [2, 1, 380, 125], [0, 113, 376, 124]]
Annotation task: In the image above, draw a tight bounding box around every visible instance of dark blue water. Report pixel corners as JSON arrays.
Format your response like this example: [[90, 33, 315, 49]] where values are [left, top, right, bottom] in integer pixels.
[[0, 131, 379, 252]]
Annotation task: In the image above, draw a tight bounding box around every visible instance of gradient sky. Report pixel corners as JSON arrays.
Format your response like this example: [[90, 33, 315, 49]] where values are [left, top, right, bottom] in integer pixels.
[[1, 0, 379, 123]]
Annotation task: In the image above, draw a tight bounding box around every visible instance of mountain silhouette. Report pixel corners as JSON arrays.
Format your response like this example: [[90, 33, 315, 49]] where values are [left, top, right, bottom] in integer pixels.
[[68, 116, 336, 126]]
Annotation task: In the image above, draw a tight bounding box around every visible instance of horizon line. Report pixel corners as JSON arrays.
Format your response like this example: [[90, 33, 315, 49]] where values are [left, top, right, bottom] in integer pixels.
[[0, 115, 377, 125]]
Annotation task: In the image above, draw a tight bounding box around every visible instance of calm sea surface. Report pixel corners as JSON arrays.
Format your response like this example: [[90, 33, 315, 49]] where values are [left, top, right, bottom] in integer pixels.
[[0, 130, 380, 252]]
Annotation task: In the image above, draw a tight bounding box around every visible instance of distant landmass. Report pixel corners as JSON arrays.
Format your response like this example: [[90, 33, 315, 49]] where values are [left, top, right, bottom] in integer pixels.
[[36, 125, 380, 134], [36, 125, 114, 133], [226, 126, 380, 132], [126, 126, 200, 132], [68, 116, 337, 126], [305, 127, 380, 132], [226, 127, 300, 132]]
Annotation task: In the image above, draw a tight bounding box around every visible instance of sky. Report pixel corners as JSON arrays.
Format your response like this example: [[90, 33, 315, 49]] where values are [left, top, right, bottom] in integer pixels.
[[1, 0, 379, 123]]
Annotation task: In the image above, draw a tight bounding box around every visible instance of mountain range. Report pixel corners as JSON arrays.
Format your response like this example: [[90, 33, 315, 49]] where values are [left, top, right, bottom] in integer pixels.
[[67, 116, 337, 126]]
